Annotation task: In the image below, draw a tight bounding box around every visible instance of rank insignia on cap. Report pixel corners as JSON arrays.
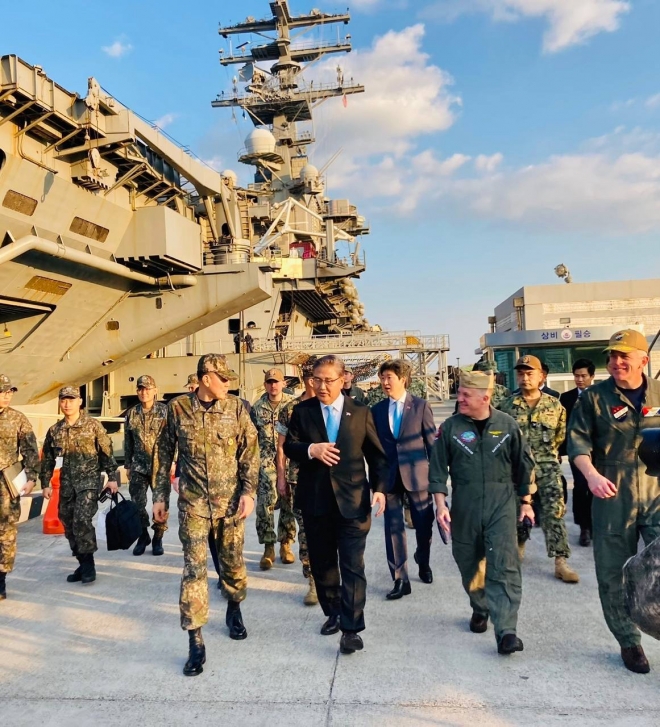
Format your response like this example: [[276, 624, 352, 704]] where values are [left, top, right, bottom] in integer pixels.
[[615, 334, 624, 340], [522, 356, 529, 363], [643, 407, 660, 417], [611, 405, 629, 420]]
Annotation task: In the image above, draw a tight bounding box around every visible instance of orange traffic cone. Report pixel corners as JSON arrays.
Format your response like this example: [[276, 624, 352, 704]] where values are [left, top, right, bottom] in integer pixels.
[[43, 468, 65, 535]]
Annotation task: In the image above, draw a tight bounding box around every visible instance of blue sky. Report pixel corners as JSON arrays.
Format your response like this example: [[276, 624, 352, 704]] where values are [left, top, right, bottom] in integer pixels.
[[3, 0, 660, 362]]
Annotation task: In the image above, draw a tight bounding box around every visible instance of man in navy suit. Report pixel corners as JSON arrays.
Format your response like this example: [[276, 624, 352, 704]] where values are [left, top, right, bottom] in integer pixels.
[[372, 360, 437, 599], [284, 355, 388, 654]]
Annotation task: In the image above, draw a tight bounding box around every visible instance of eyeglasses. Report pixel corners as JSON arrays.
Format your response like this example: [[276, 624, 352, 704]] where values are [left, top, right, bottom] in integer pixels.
[[311, 376, 342, 387]]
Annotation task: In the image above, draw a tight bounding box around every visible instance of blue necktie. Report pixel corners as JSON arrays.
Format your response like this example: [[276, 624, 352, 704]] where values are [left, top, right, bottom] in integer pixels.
[[325, 405, 340, 442], [392, 402, 402, 439]]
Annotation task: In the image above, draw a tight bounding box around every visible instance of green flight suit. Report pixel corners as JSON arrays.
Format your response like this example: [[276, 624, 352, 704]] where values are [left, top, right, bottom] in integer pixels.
[[429, 409, 535, 639], [568, 375, 660, 648]]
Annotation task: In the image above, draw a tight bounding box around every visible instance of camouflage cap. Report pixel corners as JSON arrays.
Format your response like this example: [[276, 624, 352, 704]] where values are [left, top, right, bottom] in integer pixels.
[[59, 385, 81, 399], [604, 329, 649, 354], [514, 355, 542, 371], [187, 373, 199, 387], [344, 365, 353, 374], [0, 375, 17, 393], [460, 371, 494, 391], [136, 374, 156, 389], [197, 353, 238, 381], [264, 367, 284, 383], [474, 360, 498, 373], [301, 356, 318, 378]]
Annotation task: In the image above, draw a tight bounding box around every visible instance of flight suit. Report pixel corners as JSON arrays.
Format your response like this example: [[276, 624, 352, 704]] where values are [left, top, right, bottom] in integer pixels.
[[152, 393, 259, 630], [429, 409, 535, 639], [568, 375, 660, 647], [500, 393, 570, 559]]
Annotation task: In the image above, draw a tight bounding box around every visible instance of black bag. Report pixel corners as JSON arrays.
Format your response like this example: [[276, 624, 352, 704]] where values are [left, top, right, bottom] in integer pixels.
[[103, 492, 142, 551], [623, 535, 660, 640]]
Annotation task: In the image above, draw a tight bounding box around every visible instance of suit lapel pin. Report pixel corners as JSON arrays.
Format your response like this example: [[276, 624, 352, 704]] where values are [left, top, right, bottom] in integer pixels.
[[346, 412, 352, 417]]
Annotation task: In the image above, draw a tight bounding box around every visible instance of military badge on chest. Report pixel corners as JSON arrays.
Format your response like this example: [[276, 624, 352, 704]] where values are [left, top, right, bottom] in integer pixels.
[[460, 431, 477, 444], [611, 405, 629, 421], [642, 407, 660, 418]]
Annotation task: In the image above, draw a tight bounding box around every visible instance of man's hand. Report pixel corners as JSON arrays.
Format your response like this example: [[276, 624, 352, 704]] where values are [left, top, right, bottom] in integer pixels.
[[371, 491, 385, 517], [587, 472, 617, 499], [172, 477, 180, 494], [519, 503, 535, 524], [309, 442, 341, 466], [237, 495, 255, 520], [103, 480, 119, 495], [276, 477, 290, 498], [41, 486, 52, 500], [436, 503, 451, 536], [153, 502, 169, 523], [23, 480, 36, 496], [124, 468, 130, 481]]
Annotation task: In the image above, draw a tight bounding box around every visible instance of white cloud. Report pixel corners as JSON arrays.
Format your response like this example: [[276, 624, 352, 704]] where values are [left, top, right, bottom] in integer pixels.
[[153, 113, 178, 130], [202, 156, 225, 172], [646, 94, 660, 109], [475, 152, 504, 172], [102, 39, 132, 58], [421, 0, 630, 52]]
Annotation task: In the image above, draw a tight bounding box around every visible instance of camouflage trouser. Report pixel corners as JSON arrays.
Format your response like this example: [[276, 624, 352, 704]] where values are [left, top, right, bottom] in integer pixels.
[[129, 472, 168, 537], [179, 510, 247, 630], [59, 488, 99, 556], [0, 487, 20, 572], [290, 483, 311, 579], [536, 463, 571, 559], [256, 466, 296, 545]]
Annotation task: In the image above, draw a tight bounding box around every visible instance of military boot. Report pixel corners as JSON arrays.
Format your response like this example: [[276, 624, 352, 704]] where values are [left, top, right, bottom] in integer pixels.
[[67, 556, 83, 583], [133, 528, 151, 556], [0, 572, 6, 600], [226, 601, 248, 640], [555, 557, 579, 583], [80, 554, 96, 585], [303, 577, 318, 606], [621, 645, 650, 674], [260, 544, 275, 570], [183, 628, 206, 677], [280, 540, 295, 564], [152, 534, 164, 556]]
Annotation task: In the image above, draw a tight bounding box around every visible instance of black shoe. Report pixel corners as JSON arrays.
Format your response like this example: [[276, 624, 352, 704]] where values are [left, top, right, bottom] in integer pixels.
[[386, 579, 412, 600], [217, 577, 223, 590], [226, 601, 248, 640], [0, 572, 6, 600], [469, 612, 489, 634], [183, 628, 206, 677], [152, 535, 164, 556], [498, 633, 524, 655], [621, 646, 650, 674], [80, 554, 96, 585], [579, 528, 592, 547], [133, 529, 151, 556], [67, 555, 83, 583], [340, 631, 364, 654], [320, 614, 341, 635], [414, 552, 433, 584]]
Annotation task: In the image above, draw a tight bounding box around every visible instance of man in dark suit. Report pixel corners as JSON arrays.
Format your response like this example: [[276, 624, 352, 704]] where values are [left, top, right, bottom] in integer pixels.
[[372, 359, 436, 599], [560, 357, 595, 546], [541, 362, 561, 398], [284, 355, 388, 655]]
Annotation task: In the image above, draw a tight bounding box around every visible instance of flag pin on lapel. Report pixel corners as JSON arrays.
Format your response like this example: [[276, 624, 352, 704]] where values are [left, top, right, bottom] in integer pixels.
[[346, 412, 352, 417]]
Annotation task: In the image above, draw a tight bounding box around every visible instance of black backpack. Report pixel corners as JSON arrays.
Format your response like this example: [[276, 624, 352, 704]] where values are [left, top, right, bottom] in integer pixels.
[[104, 492, 142, 551]]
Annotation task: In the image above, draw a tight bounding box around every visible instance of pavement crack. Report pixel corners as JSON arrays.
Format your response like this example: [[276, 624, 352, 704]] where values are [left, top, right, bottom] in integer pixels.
[[325, 648, 340, 727]]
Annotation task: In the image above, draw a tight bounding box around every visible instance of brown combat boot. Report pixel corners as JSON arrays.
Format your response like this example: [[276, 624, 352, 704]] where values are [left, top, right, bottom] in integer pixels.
[[555, 557, 579, 583], [621, 645, 650, 674], [260, 544, 275, 570], [280, 541, 295, 564], [304, 577, 318, 606]]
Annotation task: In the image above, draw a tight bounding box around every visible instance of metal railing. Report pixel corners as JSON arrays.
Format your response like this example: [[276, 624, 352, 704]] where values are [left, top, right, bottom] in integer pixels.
[[252, 331, 450, 354]]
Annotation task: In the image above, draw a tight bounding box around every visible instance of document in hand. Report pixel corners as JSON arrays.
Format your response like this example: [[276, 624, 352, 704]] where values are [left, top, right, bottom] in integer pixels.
[[3, 462, 28, 499]]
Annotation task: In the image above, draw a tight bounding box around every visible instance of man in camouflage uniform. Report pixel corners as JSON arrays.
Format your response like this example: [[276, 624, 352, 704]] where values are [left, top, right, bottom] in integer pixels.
[[0, 375, 39, 600], [250, 368, 296, 570], [276, 360, 317, 605], [152, 354, 259, 677], [42, 386, 118, 585], [474, 360, 511, 409], [124, 375, 168, 556], [186, 374, 199, 393], [500, 356, 579, 583]]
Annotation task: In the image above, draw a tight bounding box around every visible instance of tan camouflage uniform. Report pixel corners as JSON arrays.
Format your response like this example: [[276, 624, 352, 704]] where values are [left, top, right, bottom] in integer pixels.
[[41, 411, 117, 556], [251, 392, 296, 545], [0, 407, 39, 573], [276, 395, 311, 578], [152, 386, 259, 631], [499, 392, 570, 558], [124, 401, 169, 536]]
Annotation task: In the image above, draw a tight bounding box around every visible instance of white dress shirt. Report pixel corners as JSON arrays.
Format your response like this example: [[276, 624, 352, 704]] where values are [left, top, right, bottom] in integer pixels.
[[388, 392, 407, 434]]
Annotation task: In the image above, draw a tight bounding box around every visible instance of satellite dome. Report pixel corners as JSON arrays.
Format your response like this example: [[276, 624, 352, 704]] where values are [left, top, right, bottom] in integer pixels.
[[221, 169, 238, 185], [244, 128, 276, 156], [300, 164, 319, 182]]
